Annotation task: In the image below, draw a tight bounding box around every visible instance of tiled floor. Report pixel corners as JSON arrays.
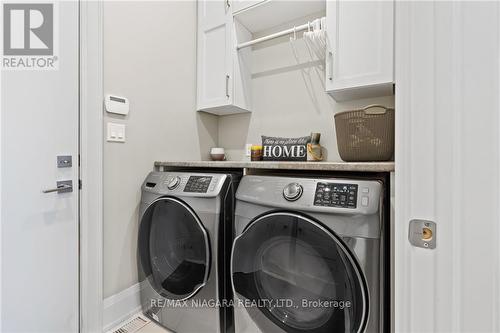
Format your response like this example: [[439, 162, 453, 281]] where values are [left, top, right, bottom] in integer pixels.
[[136, 321, 171, 333]]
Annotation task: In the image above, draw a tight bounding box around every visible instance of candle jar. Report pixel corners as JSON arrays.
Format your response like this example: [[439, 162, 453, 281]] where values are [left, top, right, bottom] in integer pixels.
[[250, 145, 263, 161]]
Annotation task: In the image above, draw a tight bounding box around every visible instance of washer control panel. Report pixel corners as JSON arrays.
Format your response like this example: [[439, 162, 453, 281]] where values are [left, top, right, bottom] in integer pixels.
[[314, 182, 358, 208], [184, 176, 213, 193]]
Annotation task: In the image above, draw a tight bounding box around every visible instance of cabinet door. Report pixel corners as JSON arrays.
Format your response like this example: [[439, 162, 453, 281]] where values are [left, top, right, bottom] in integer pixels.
[[197, 0, 232, 110], [325, 0, 394, 101]]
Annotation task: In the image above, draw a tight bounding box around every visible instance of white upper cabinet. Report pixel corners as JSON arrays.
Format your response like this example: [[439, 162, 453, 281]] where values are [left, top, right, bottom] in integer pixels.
[[197, 0, 252, 115], [325, 0, 394, 101]]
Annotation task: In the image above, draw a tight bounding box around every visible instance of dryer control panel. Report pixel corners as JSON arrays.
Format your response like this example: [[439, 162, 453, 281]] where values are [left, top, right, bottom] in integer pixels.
[[314, 183, 358, 208]]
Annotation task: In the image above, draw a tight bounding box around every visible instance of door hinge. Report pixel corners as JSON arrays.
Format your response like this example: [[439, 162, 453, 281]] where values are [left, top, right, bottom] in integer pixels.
[[79, 179, 82, 190]]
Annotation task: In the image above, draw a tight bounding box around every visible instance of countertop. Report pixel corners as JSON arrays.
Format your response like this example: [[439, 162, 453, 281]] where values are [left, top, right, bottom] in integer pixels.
[[154, 160, 395, 172]]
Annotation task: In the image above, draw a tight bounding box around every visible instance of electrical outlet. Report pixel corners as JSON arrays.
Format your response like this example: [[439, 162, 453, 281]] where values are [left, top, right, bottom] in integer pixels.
[[245, 144, 253, 157]]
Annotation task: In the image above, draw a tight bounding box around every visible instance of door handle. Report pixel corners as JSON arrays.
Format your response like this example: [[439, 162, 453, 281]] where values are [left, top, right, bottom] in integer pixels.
[[43, 180, 73, 194], [225, 75, 230, 98]]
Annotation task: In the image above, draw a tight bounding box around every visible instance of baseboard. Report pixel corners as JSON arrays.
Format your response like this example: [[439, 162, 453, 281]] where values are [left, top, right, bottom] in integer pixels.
[[103, 282, 144, 332]]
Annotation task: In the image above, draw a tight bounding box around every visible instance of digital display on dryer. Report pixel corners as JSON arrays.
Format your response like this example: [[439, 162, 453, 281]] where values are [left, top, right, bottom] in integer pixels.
[[314, 183, 358, 208], [184, 176, 213, 193]]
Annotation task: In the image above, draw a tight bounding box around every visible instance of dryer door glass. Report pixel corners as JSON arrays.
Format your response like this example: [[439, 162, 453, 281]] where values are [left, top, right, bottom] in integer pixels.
[[138, 197, 210, 300], [232, 212, 368, 333]]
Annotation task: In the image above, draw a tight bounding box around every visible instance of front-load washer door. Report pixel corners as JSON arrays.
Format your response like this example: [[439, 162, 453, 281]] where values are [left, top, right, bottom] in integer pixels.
[[138, 197, 210, 301], [231, 212, 369, 333]]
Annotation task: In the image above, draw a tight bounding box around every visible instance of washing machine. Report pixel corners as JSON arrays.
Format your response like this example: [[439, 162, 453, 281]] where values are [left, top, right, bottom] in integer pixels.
[[231, 175, 386, 333], [138, 171, 240, 333]]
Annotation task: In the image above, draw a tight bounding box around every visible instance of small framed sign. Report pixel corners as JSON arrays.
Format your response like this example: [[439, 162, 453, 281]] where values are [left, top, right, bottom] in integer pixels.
[[262, 135, 311, 161]]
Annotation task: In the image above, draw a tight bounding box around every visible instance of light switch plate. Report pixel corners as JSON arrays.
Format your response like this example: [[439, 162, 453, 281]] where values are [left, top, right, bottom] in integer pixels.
[[107, 122, 126, 142]]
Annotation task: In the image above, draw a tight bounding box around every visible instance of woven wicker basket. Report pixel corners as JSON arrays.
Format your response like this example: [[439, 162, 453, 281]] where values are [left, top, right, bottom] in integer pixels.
[[334, 105, 395, 162]]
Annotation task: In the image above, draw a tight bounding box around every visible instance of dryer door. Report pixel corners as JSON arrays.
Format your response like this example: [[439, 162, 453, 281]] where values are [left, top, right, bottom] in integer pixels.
[[138, 197, 210, 300], [231, 212, 369, 333]]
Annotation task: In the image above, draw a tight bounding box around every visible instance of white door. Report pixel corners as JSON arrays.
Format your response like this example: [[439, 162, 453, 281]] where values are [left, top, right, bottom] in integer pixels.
[[395, 2, 500, 332], [1, 1, 79, 332]]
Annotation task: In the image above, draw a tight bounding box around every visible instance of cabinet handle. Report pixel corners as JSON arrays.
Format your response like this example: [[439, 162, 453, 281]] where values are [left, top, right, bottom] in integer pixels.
[[328, 51, 333, 81], [225, 75, 230, 98], [226, 0, 230, 9]]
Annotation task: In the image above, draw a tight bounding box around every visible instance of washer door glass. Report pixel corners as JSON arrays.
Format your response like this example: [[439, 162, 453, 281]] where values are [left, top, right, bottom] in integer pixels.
[[139, 197, 210, 300], [232, 212, 368, 333]]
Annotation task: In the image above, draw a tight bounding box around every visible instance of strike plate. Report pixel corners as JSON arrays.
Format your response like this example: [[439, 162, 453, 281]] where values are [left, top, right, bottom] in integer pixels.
[[409, 219, 436, 249]]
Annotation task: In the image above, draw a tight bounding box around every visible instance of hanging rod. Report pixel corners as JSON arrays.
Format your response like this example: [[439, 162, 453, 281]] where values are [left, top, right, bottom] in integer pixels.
[[236, 18, 323, 50]]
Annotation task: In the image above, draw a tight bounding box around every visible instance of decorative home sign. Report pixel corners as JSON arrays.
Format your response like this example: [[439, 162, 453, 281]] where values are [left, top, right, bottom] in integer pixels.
[[261, 135, 311, 161]]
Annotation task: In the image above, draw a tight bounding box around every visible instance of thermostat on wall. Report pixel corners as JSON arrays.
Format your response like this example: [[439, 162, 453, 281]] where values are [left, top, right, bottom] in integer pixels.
[[105, 94, 129, 115]]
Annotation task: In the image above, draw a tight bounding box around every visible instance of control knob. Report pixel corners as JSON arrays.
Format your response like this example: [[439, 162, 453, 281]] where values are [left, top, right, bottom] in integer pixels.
[[167, 176, 181, 190], [283, 183, 303, 201]]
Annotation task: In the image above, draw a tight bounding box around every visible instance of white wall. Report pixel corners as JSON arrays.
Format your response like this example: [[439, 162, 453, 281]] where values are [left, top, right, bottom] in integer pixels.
[[219, 15, 395, 161], [103, 1, 217, 298]]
